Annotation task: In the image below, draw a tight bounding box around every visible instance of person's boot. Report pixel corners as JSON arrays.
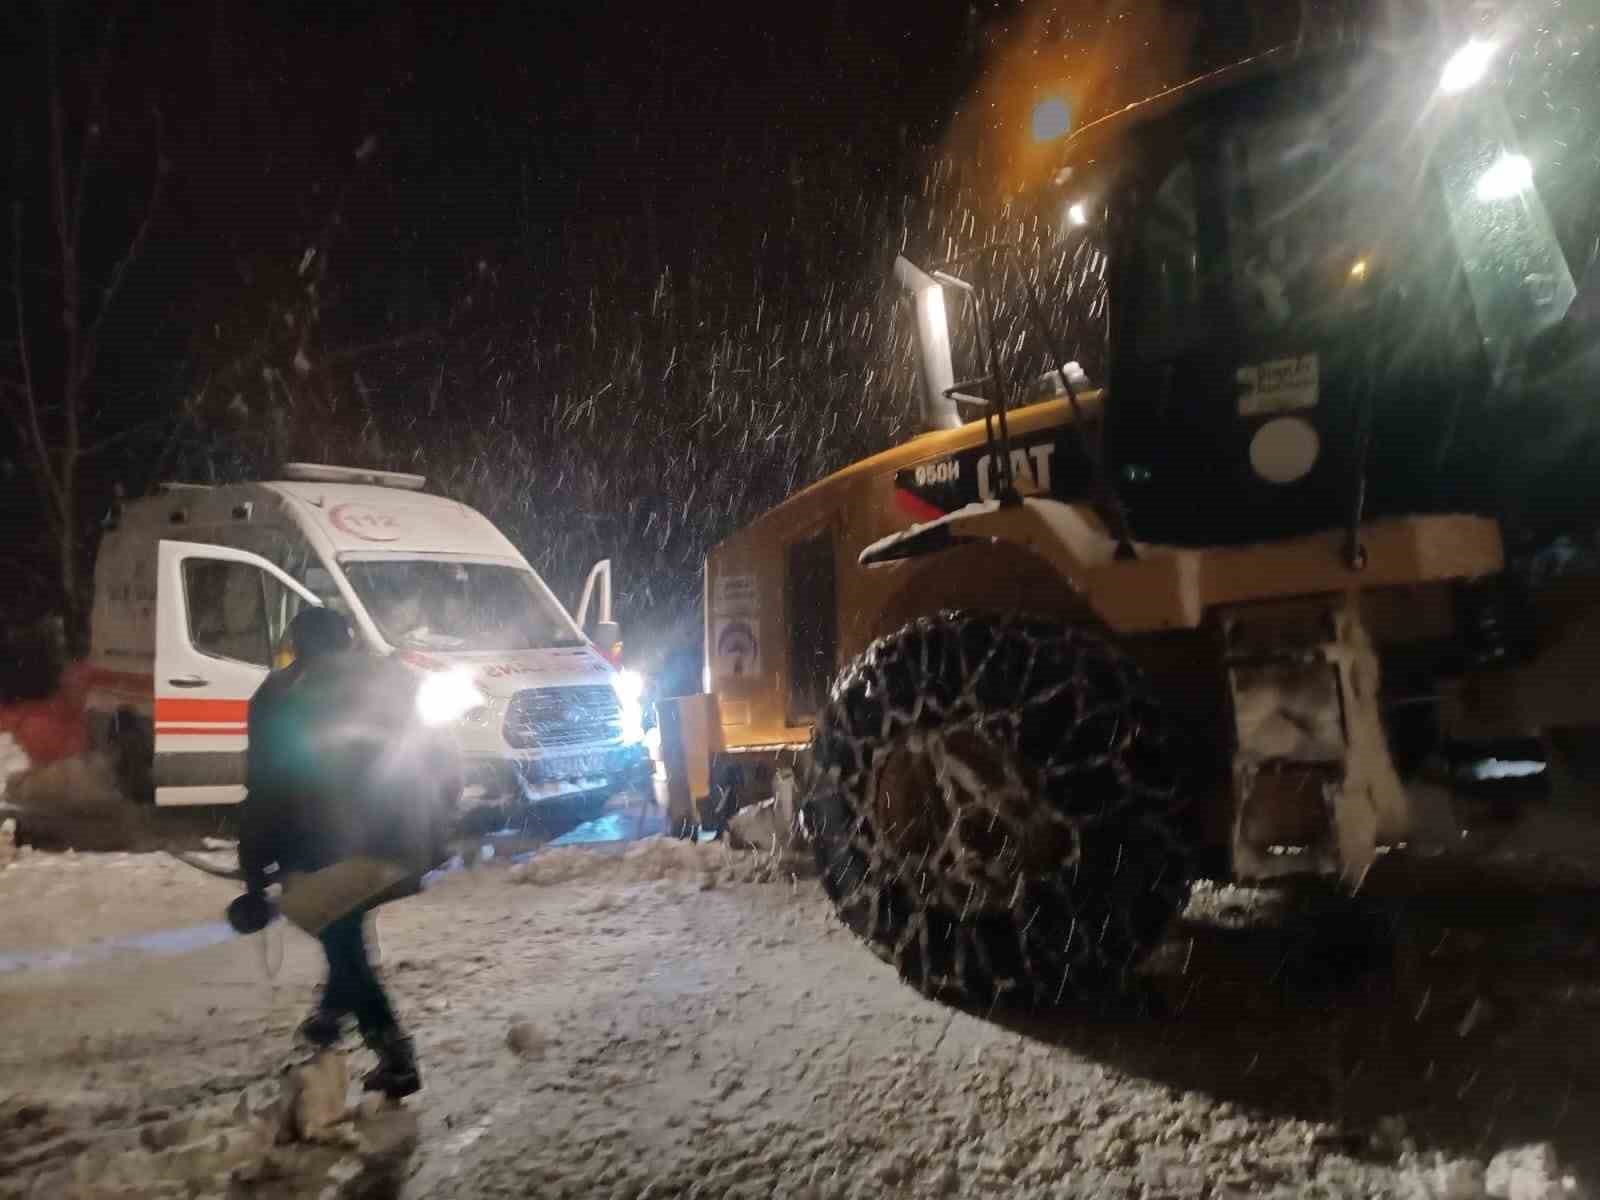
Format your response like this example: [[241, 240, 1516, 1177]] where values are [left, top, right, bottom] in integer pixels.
[[297, 1001, 347, 1049], [361, 1027, 421, 1099]]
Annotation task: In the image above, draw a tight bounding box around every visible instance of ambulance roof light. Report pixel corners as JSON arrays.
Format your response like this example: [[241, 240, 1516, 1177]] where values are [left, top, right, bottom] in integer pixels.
[[279, 462, 428, 491]]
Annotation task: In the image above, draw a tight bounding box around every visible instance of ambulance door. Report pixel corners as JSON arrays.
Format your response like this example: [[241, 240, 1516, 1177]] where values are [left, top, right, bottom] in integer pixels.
[[154, 540, 319, 806]]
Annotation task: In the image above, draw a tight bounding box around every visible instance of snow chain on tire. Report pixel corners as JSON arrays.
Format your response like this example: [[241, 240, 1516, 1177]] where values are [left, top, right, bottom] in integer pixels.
[[803, 611, 1196, 1007]]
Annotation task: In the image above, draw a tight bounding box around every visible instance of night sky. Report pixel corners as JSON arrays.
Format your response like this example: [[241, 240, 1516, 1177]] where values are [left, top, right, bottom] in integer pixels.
[[1, 0, 994, 632], [6, 0, 1589, 667]]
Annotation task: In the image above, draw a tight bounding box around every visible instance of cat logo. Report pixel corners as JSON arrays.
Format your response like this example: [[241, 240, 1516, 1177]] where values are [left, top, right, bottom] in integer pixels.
[[978, 443, 1055, 501]]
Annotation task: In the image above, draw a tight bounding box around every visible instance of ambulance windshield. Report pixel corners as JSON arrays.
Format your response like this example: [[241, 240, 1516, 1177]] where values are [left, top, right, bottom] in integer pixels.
[[343, 559, 582, 652]]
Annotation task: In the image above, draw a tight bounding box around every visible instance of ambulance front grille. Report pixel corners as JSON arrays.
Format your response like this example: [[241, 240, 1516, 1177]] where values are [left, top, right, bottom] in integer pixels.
[[503, 685, 622, 750]]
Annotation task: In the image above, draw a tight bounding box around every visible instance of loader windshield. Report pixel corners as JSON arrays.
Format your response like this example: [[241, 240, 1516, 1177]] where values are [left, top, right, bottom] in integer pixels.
[[344, 559, 583, 652], [1131, 73, 1457, 363]]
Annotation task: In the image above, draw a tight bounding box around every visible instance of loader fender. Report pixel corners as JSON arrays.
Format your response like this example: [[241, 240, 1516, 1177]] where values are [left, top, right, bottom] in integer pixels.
[[860, 498, 1505, 636]]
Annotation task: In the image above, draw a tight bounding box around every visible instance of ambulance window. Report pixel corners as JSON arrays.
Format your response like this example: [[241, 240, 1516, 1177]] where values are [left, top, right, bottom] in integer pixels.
[[183, 560, 273, 667], [301, 565, 350, 616], [264, 575, 309, 652], [785, 530, 837, 723]]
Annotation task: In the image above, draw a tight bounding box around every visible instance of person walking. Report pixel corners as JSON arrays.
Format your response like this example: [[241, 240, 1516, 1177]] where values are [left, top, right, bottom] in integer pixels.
[[237, 606, 459, 1099]]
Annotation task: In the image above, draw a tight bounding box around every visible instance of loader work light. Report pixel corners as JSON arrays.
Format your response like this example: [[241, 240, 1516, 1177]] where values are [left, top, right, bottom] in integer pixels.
[[613, 668, 647, 744], [1030, 96, 1072, 143], [1439, 39, 1496, 94], [1474, 152, 1534, 202]]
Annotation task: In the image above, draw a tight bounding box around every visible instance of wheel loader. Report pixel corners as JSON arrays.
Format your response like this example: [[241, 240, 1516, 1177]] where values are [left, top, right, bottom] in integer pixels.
[[698, 35, 1600, 1005]]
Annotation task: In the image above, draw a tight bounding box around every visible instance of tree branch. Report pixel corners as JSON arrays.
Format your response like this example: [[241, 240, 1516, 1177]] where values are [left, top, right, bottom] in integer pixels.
[[319, 322, 449, 366], [78, 107, 165, 395], [9, 194, 64, 522], [79, 410, 181, 458]]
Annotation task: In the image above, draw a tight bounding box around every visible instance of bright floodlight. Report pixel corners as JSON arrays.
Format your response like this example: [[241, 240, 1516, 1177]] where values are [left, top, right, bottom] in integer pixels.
[[613, 668, 646, 743], [416, 668, 486, 727], [1066, 201, 1089, 227], [1031, 97, 1072, 143], [1440, 39, 1496, 94], [1475, 153, 1533, 202]]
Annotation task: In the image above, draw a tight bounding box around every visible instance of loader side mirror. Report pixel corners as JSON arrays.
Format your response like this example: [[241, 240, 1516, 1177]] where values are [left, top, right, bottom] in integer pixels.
[[895, 255, 961, 431]]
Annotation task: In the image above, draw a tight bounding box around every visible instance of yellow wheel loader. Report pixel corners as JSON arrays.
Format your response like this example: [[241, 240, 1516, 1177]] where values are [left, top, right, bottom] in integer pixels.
[[699, 37, 1600, 1005]]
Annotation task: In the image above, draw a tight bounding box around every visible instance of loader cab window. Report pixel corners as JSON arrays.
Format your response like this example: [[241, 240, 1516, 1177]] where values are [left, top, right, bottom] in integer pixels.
[[785, 530, 837, 723], [183, 559, 303, 667], [1135, 158, 1210, 359]]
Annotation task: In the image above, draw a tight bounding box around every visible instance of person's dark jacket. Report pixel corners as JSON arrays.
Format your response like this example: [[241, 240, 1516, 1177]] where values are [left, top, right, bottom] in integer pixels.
[[239, 651, 460, 896]]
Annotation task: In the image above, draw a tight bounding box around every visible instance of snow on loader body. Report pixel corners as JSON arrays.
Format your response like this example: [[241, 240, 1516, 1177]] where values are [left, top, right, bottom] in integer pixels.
[[697, 37, 1600, 1005], [83, 463, 649, 824]]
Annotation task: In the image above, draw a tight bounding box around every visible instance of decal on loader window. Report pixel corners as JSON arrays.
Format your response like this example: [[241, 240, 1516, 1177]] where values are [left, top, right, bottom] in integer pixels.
[[714, 618, 760, 678], [1237, 354, 1319, 417], [712, 572, 761, 680]]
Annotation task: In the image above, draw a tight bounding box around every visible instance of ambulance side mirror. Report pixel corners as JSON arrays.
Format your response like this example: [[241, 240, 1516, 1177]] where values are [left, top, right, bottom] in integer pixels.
[[576, 560, 624, 663]]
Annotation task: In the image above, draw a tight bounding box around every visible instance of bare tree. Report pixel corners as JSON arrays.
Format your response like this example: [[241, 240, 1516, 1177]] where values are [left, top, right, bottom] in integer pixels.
[[3, 5, 166, 649]]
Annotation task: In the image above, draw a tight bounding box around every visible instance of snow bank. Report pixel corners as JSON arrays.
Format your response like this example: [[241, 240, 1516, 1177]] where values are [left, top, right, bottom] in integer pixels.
[[1487, 1143, 1589, 1200], [3, 752, 138, 852], [2, 1067, 419, 1199], [725, 795, 790, 851], [509, 835, 789, 889], [6, 751, 123, 818], [1396, 1143, 1590, 1200], [0, 733, 28, 803]]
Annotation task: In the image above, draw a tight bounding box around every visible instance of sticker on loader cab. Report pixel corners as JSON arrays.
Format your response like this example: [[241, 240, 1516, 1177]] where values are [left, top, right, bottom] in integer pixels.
[[892, 431, 1060, 522], [1237, 354, 1318, 417], [328, 502, 401, 542], [715, 574, 758, 616], [714, 617, 760, 679]]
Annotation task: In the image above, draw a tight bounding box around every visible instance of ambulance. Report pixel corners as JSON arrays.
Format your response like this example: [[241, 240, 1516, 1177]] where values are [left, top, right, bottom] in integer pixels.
[[84, 463, 651, 811]]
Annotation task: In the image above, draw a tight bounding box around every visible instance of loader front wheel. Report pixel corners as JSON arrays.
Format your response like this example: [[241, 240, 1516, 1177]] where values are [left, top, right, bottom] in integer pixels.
[[804, 612, 1195, 1007]]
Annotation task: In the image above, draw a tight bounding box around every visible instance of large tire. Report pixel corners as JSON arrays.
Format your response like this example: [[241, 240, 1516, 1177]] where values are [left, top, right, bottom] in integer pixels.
[[804, 612, 1196, 1007]]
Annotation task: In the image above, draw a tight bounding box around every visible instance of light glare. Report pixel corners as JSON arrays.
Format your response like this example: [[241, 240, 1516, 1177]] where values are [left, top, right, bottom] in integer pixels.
[[1030, 97, 1072, 143], [614, 668, 647, 743], [416, 668, 486, 727], [1440, 39, 1496, 94], [1475, 153, 1533, 202], [1066, 202, 1089, 227]]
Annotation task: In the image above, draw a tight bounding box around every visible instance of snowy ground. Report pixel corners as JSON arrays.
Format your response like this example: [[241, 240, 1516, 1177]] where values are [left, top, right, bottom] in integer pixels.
[[2, 827, 1599, 1198]]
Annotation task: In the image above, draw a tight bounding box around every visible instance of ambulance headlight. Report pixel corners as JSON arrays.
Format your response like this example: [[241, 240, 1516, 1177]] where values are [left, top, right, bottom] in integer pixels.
[[613, 669, 646, 744], [417, 669, 487, 728]]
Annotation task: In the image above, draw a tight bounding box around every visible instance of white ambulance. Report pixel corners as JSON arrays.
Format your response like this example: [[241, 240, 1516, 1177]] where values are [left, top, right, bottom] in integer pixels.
[[84, 463, 650, 811]]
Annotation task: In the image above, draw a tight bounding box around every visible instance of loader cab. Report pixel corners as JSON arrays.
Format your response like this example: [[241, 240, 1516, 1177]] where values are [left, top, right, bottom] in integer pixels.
[[906, 47, 1581, 549], [1084, 53, 1493, 546]]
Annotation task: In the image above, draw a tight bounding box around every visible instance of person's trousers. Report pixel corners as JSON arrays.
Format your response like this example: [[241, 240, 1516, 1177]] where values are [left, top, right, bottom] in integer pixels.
[[317, 906, 399, 1038]]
